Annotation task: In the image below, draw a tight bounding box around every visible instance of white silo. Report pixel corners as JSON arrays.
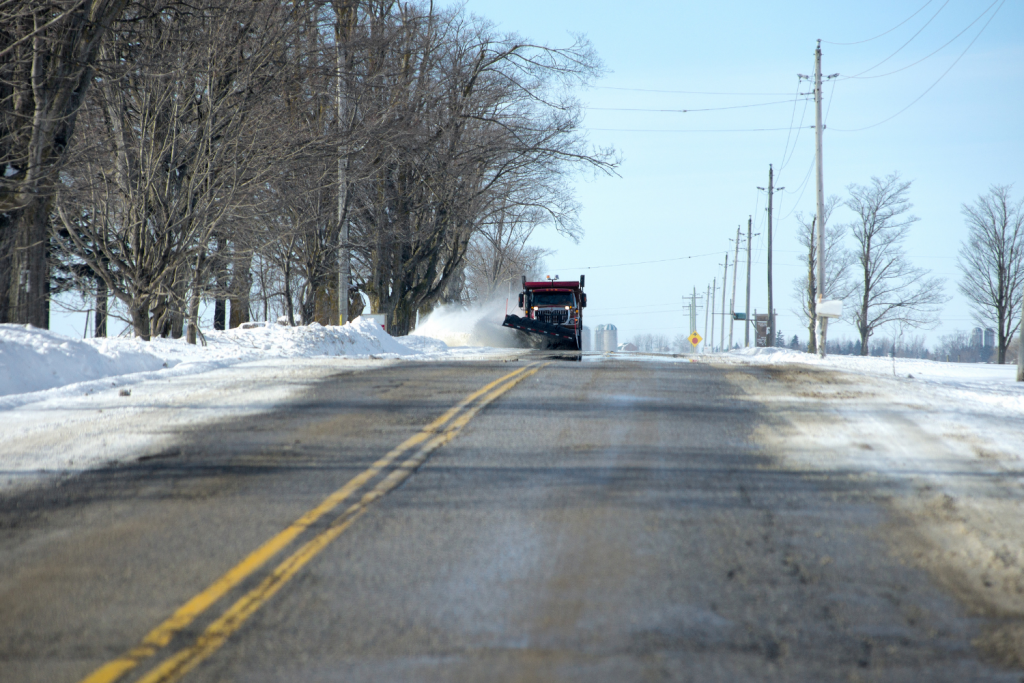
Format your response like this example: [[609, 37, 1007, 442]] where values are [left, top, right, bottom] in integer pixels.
[[603, 323, 618, 351]]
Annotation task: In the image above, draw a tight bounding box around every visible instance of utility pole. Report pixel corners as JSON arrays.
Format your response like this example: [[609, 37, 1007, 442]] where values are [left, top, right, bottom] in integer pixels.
[[758, 167, 782, 346], [709, 278, 716, 352], [704, 282, 712, 350], [729, 226, 741, 350], [690, 288, 698, 335], [814, 39, 827, 357], [745, 216, 752, 347], [335, 11, 352, 326], [803, 40, 838, 357], [720, 253, 728, 353]]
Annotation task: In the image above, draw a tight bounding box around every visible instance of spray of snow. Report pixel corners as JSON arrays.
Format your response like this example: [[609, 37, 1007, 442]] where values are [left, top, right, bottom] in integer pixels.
[[413, 297, 525, 348]]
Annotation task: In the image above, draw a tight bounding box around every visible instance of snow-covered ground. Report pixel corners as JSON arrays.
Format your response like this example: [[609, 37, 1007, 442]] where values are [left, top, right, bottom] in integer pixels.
[[0, 317, 497, 406], [0, 317, 516, 492], [710, 347, 1024, 659]]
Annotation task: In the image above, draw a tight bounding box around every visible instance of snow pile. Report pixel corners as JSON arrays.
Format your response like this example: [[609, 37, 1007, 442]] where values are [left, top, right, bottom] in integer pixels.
[[0, 316, 491, 404], [0, 325, 168, 397], [414, 299, 524, 348]]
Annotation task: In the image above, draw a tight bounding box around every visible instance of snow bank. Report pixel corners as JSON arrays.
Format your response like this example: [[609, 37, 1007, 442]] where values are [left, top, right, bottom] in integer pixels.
[[0, 317, 473, 405], [0, 325, 168, 397]]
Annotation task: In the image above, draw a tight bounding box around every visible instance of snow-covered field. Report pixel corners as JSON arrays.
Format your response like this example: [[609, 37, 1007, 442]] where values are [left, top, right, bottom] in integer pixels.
[[0, 317, 516, 492]]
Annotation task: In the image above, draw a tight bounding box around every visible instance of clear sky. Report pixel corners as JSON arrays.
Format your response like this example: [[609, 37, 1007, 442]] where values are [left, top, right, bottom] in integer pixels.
[[462, 0, 1024, 350]]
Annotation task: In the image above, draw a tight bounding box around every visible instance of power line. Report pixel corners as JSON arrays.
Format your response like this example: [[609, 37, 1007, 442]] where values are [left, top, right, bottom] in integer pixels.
[[844, 0, 951, 78], [777, 78, 807, 177], [823, 0, 937, 46], [831, 0, 1005, 133], [587, 126, 812, 133], [840, 0, 1002, 80], [586, 98, 807, 114], [780, 155, 816, 221], [551, 251, 720, 271], [591, 86, 793, 96], [781, 78, 836, 221]]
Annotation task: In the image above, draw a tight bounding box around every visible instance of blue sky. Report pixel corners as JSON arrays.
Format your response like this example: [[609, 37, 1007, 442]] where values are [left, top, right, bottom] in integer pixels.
[[463, 0, 1024, 350]]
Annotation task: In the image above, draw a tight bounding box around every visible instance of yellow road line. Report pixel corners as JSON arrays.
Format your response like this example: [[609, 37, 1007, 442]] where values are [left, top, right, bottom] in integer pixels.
[[79, 362, 539, 683], [132, 363, 546, 683]]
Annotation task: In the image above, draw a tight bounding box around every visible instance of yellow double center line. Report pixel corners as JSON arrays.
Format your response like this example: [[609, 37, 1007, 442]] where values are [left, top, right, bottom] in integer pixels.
[[81, 361, 547, 683]]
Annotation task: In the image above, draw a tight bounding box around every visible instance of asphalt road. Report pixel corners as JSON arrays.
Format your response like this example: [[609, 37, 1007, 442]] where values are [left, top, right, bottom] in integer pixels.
[[1, 357, 1020, 682]]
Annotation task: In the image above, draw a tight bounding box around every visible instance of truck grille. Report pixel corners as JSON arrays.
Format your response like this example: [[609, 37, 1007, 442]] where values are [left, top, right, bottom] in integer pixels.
[[536, 308, 569, 325]]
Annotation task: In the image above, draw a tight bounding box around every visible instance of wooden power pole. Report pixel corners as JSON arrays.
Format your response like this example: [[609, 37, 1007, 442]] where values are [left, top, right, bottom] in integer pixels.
[[720, 253, 728, 352], [745, 216, 752, 347], [758, 167, 782, 346], [709, 278, 716, 352], [814, 39, 827, 357], [729, 226, 741, 350]]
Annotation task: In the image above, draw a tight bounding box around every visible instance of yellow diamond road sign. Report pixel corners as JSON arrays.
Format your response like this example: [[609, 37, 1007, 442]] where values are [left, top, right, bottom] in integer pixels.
[[689, 332, 702, 346]]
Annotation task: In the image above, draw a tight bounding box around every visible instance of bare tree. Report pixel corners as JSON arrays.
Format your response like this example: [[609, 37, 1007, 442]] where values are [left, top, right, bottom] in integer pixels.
[[845, 173, 946, 355], [54, 0, 312, 339], [346, 4, 616, 335], [956, 185, 1024, 364], [790, 195, 850, 353], [1, 0, 130, 325]]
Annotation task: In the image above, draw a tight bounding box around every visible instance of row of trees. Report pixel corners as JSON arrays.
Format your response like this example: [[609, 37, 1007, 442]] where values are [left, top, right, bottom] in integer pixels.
[[792, 175, 1023, 364], [1, 0, 615, 339]]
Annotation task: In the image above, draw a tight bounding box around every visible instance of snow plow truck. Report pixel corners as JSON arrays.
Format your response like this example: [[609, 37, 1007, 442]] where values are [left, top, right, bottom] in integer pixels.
[[502, 275, 586, 350]]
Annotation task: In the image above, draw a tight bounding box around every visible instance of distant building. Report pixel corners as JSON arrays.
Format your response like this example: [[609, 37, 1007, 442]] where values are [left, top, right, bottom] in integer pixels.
[[972, 327, 984, 348], [592, 324, 618, 352], [984, 328, 996, 348], [601, 324, 618, 352], [619, 342, 638, 352]]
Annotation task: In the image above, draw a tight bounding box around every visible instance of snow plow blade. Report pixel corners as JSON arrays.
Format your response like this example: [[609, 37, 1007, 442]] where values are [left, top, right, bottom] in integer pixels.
[[502, 314, 580, 350]]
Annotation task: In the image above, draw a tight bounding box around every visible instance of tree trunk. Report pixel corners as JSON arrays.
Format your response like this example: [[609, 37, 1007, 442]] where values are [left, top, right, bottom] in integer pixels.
[[806, 231, 816, 354], [94, 274, 107, 337], [348, 285, 364, 321], [7, 196, 50, 327], [997, 317, 1007, 364], [1017, 302, 1023, 381], [228, 251, 252, 329], [3, 0, 130, 326], [131, 301, 151, 340], [0, 226, 11, 324], [283, 253, 295, 326]]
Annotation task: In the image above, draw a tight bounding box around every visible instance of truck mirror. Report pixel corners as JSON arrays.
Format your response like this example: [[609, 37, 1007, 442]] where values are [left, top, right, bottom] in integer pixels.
[[518, 293, 524, 308], [522, 275, 526, 287], [581, 293, 587, 308], [580, 274, 585, 288]]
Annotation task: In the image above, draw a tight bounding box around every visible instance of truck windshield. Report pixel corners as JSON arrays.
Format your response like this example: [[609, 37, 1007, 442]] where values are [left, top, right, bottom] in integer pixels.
[[532, 291, 575, 307]]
